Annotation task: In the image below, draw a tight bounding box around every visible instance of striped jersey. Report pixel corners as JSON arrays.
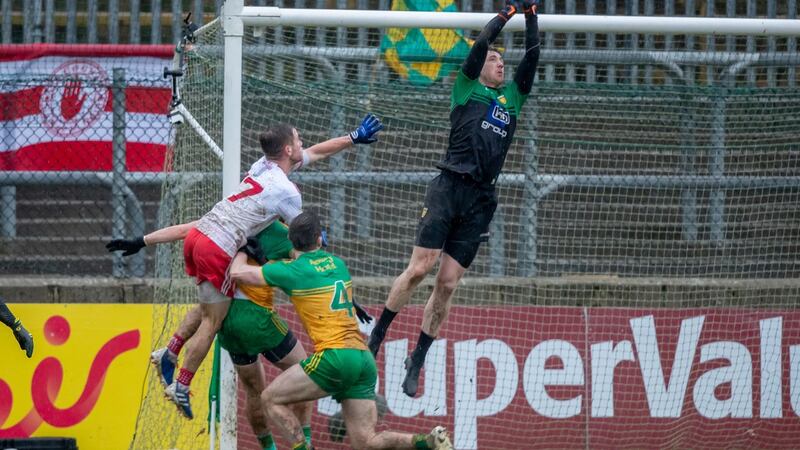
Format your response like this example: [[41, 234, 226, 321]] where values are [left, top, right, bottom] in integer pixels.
[[196, 153, 307, 257], [260, 249, 366, 352]]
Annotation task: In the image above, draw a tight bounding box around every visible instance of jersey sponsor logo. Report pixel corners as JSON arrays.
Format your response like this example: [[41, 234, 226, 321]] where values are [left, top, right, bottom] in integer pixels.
[[490, 104, 510, 125], [482, 100, 510, 137], [311, 255, 337, 272], [481, 120, 508, 138], [498, 94, 508, 105]]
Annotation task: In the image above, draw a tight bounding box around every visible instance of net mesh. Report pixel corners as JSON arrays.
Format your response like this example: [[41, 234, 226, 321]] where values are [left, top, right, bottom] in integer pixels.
[[132, 11, 800, 450]]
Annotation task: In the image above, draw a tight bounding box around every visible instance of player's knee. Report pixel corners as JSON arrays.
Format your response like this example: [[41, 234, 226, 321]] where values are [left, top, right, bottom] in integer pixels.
[[200, 315, 224, 333], [260, 387, 275, 408], [346, 426, 372, 450], [240, 374, 263, 397], [406, 260, 433, 283], [434, 273, 459, 297]]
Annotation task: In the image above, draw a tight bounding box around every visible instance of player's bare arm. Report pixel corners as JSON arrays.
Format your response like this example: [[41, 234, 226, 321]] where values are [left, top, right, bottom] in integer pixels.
[[229, 252, 268, 286], [105, 220, 199, 256], [304, 113, 383, 165]]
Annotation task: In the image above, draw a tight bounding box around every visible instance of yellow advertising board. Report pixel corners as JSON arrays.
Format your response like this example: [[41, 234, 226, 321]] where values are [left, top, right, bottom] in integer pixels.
[[0, 304, 211, 450]]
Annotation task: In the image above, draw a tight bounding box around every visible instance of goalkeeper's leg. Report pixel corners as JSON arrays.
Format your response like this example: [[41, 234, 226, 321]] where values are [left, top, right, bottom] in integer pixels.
[[370, 177, 454, 359], [402, 253, 466, 397], [368, 246, 440, 358]]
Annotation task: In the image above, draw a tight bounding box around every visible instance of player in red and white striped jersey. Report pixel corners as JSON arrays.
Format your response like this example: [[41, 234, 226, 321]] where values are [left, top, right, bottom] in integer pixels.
[[107, 115, 383, 419]]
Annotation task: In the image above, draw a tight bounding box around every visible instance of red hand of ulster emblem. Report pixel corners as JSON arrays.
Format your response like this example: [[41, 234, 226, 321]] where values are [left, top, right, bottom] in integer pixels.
[[60, 79, 87, 121]]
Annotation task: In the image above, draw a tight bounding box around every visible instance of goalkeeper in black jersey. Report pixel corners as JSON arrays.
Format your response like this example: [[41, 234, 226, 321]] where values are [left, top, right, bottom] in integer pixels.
[[368, 0, 541, 397]]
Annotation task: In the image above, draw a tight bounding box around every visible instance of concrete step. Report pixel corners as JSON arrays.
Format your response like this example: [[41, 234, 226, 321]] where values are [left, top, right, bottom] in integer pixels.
[[0, 255, 111, 276]]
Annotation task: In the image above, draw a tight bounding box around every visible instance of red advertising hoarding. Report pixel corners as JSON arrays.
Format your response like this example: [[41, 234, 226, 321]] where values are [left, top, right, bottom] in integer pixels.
[[245, 306, 800, 450]]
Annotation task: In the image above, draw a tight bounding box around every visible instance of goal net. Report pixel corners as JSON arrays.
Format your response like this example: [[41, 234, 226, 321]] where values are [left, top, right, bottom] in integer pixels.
[[132, 6, 800, 450]]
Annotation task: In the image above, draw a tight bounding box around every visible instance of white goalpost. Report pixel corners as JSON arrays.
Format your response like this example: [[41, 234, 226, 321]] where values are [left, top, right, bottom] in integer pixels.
[[131, 2, 800, 449]]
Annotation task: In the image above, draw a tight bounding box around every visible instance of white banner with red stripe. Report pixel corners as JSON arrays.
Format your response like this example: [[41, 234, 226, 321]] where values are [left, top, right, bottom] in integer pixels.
[[0, 44, 174, 171]]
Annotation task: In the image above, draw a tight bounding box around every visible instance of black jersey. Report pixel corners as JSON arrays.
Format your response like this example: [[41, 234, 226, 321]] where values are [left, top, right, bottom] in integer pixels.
[[436, 69, 528, 185]]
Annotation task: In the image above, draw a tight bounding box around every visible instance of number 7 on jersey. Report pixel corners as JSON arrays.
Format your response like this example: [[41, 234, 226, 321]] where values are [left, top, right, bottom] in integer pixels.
[[227, 176, 264, 202]]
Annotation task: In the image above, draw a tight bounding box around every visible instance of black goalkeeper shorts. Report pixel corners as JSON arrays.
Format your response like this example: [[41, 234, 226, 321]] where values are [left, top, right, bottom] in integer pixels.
[[415, 170, 498, 268]]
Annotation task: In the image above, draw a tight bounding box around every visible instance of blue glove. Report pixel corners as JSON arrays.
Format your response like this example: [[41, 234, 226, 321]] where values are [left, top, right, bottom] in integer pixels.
[[349, 114, 383, 145]]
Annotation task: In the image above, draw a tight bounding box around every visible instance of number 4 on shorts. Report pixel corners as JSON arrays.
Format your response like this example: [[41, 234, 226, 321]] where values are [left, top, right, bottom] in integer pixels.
[[330, 280, 354, 317]]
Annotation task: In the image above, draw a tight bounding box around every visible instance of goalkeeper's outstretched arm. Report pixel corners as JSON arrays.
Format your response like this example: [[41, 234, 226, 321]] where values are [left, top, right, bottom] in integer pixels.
[[462, 1, 519, 80], [514, 3, 541, 95]]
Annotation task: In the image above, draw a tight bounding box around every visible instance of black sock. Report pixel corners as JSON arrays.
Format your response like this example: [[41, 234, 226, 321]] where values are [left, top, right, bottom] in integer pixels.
[[371, 307, 398, 343], [0, 300, 17, 329], [410, 331, 435, 367]]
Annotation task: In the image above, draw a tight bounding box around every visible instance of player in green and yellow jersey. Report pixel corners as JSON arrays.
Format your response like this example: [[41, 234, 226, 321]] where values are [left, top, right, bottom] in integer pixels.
[[230, 211, 453, 450], [219, 220, 314, 450]]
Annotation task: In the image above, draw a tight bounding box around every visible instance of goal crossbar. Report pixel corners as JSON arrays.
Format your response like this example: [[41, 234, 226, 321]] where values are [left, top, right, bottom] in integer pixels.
[[235, 7, 800, 36]]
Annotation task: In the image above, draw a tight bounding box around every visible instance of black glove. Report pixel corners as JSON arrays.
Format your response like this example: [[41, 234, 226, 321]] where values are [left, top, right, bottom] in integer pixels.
[[352, 300, 373, 324], [503, 0, 538, 17], [105, 236, 146, 256], [13, 321, 33, 358], [349, 114, 384, 145], [522, 0, 539, 15], [240, 237, 267, 265], [501, 0, 521, 18]]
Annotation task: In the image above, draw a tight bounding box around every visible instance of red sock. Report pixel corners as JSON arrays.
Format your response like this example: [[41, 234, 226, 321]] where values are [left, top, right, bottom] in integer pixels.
[[177, 368, 195, 386], [167, 334, 185, 356]]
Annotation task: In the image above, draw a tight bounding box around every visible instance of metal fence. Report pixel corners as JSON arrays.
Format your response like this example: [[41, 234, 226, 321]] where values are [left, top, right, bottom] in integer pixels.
[[0, 1, 798, 277], [0, 55, 172, 276], [2, 1, 796, 45]]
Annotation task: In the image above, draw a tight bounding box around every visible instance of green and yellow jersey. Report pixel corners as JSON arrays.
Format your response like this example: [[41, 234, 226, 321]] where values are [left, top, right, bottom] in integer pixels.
[[234, 221, 293, 309], [260, 249, 366, 352]]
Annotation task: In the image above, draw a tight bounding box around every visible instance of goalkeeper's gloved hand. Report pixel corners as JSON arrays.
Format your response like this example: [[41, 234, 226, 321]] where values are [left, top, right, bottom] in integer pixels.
[[352, 300, 373, 324], [500, 0, 521, 19], [12, 320, 33, 358], [349, 114, 383, 145], [522, 0, 539, 15], [502, 0, 538, 18], [240, 237, 267, 265], [105, 236, 146, 256]]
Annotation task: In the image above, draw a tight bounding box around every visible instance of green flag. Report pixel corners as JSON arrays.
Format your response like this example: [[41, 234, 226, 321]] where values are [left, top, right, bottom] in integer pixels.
[[380, 0, 472, 86], [208, 336, 220, 425]]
